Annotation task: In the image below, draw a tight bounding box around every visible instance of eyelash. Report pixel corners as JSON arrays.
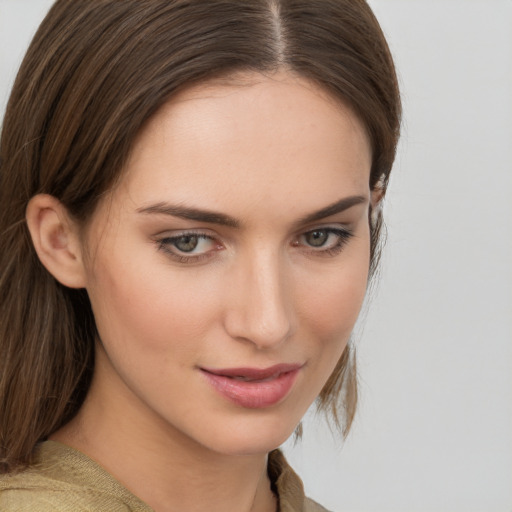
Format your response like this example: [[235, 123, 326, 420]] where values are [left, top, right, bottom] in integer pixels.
[[156, 232, 217, 264], [297, 228, 353, 258], [156, 228, 353, 264]]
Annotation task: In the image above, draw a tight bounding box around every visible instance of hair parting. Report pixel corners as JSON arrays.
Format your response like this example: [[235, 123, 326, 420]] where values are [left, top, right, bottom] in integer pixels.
[[0, 0, 400, 472]]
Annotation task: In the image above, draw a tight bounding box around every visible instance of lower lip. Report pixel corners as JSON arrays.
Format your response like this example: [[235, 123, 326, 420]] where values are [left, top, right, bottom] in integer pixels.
[[201, 368, 300, 409]]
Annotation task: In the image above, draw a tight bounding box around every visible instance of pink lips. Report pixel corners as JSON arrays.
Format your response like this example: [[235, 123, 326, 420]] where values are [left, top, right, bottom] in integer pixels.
[[201, 363, 302, 409]]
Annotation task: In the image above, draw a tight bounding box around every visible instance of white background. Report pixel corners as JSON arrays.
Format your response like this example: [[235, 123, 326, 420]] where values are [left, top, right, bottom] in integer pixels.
[[1, 1, 511, 511]]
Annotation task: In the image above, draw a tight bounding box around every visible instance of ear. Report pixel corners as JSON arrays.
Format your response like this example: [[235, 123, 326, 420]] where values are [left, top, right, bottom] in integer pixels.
[[370, 177, 386, 225], [26, 194, 87, 288]]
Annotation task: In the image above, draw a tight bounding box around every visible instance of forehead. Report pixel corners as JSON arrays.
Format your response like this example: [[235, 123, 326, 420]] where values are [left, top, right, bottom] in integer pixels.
[[112, 71, 372, 219]]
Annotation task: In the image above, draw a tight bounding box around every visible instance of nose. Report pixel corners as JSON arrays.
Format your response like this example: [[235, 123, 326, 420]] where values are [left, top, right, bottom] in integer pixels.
[[223, 252, 295, 350]]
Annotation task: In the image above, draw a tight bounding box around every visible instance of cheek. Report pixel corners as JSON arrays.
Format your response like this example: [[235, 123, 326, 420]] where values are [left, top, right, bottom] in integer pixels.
[[296, 269, 368, 404], [85, 224, 370, 364], [298, 249, 370, 347], [86, 249, 222, 360]]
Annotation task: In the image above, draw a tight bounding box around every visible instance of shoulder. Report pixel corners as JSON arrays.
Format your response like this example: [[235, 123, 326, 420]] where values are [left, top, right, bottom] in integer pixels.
[[0, 441, 151, 512], [0, 482, 138, 512], [304, 496, 332, 512], [268, 449, 333, 512]]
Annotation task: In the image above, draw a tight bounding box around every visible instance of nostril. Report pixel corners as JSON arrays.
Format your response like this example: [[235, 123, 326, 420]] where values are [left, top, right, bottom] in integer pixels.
[[224, 305, 294, 350]]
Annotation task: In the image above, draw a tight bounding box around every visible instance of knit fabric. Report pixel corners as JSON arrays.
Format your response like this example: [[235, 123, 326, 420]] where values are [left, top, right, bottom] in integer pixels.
[[0, 441, 330, 512]]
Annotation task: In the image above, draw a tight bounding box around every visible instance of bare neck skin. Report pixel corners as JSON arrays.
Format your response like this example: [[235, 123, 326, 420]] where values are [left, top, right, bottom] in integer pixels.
[[52, 343, 277, 512]]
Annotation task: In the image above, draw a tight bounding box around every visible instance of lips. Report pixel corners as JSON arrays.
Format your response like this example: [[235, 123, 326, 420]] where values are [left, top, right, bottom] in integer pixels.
[[200, 363, 302, 408]]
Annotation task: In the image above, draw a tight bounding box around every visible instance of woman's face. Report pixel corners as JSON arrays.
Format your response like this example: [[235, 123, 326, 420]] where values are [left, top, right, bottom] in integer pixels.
[[81, 72, 372, 455]]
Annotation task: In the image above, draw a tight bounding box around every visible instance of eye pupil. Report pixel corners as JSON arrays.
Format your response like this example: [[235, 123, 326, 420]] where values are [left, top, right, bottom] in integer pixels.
[[306, 230, 328, 247], [174, 235, 199, 252]]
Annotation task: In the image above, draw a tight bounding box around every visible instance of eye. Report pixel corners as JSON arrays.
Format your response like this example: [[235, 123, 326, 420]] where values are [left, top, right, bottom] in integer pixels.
[[303, 230, 331, 247], [172, 234, 208, 253], [156, 232, 221, 263], [295, 227, 353, 256]]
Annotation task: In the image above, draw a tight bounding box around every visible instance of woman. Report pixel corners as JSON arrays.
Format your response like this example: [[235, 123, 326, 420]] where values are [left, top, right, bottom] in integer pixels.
[[0, 1, 401, 510]]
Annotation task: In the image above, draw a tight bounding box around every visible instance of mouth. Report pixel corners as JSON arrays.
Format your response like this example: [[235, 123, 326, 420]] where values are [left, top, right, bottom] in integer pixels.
[[203, 363, 302, 381], [200, 363, 303, 408]]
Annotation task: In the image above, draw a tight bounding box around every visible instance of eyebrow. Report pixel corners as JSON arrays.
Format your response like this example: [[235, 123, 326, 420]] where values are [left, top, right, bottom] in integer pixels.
[[137, 195, 367, 228], [137, 203, 240, 228], [295, 195, 367, 225]]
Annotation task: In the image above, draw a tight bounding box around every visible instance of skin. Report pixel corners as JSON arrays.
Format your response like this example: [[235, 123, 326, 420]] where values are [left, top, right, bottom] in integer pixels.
[[28, 71, 374, 512]]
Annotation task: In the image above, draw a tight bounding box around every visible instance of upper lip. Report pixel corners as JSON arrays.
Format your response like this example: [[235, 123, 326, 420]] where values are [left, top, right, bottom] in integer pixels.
[[201, 363, 302, 380]]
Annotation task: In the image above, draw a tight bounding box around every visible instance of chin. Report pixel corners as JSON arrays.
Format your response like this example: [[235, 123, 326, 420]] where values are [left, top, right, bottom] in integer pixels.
[[188, 411, 303, 457]]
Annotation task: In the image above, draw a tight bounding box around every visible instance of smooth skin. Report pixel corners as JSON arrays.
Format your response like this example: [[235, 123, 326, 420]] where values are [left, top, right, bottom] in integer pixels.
[[27, 71, 374, 512]]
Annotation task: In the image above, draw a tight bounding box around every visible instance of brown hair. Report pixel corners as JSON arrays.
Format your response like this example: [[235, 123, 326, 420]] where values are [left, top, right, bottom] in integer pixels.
[[0, 0, 400, 472]]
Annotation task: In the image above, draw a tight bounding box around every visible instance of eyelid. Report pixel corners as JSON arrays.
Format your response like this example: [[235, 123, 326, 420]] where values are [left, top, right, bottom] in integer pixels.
[[153, 224, 354, 265], [294, 226, 354, 257], [153, 226, 217, 238], [297, 223, 353, 240], [154, 230, 223, 264]]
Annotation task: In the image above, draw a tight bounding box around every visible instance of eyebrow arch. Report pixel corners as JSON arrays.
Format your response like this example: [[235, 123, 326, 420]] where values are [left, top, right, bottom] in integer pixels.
[[137, 203, 240, 228], [137, 195, 367, 229], [295, 195, 367, 225]]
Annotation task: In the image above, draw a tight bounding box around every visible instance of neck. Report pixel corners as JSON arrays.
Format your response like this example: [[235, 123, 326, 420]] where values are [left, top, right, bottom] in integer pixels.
[[51, 353, 277, 512]]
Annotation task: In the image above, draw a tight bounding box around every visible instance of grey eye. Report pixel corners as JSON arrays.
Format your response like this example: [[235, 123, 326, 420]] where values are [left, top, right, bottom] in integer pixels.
[[173, 235, 200, 252], [304, 230, 329, 247]]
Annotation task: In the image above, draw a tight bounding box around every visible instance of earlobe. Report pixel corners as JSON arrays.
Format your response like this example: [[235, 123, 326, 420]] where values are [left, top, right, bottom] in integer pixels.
[[26, 194, 87, 289]]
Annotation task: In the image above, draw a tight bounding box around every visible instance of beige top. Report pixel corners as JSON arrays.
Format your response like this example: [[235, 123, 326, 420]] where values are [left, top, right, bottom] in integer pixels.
[[0, 441, 329, 512]]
